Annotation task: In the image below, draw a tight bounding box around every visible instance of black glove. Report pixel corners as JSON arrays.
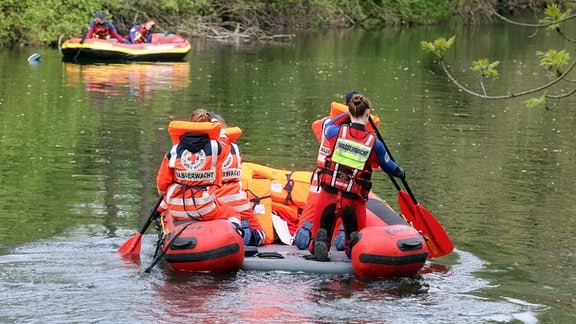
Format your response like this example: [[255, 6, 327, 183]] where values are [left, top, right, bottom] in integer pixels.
[[393, 166, 406, 179]]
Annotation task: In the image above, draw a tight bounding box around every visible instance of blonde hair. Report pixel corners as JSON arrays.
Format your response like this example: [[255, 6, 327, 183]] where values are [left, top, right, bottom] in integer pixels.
[[189, 109, 227, 127]]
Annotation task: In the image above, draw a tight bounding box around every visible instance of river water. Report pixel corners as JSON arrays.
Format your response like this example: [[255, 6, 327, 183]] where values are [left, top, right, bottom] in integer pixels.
[[0, 20, 574, 323]]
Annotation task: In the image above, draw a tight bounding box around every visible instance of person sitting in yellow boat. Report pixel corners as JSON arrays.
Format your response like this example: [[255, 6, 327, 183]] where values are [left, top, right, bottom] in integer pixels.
[[202, 111, 267, 246], [155, 109, 243, 233], [85, 11, 127, 43], [125, 20, 156, 44]]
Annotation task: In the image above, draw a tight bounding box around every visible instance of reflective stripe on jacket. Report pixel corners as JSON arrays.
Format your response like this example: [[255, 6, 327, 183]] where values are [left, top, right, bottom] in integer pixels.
[[222, 143, 242, 183], [160, 184, 218, 219]]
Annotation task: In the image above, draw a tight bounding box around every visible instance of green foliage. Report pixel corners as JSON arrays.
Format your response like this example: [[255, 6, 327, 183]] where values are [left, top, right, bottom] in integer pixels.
[[0, 0, 464, 46], [392, 0, 459, 24], [524, 92, 547, 108], [471, 59, 500, 79], [0, 1, 30, 46], [337, 0, 459, 27], [0, 0, 108, 46], [420, 36, 455, 59], [539, 3, 572, 32], [156, 0, 207, 12], [536, 49, 570, 78]]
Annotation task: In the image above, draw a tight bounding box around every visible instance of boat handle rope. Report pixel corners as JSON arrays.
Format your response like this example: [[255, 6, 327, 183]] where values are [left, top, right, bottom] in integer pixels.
[[245, 189, 271, 210], [282, 172, 296, 205], [144, 222, 195, 273]]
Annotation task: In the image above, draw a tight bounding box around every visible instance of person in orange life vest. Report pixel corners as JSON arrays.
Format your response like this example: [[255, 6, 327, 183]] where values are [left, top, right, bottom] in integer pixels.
[[156, 109, 242, 230], [126, 20, 156, 44], [293, 91, 360, 250], [85, 11, 127, 43], [310, 94, 405, 261], [207, 112, 267, 246]]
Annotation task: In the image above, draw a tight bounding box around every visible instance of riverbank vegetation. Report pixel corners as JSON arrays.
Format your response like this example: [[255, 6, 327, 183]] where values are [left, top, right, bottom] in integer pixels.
[[0, 0, 547, 46]]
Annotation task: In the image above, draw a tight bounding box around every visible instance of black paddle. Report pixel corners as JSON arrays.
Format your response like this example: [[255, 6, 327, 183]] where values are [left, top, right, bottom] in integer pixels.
[[72, 34, 88, 61], [118, 196, 163, 258]]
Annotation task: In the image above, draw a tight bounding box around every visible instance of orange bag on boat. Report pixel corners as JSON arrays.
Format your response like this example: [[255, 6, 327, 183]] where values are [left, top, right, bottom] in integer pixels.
[[242, 162, 312, 207], [242, 177, 274, 245]]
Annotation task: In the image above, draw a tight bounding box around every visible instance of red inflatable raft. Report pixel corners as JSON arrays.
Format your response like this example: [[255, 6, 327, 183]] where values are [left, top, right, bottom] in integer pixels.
[[351, 224, 428, 278], [240, 190, 428, 278], [150, 161, 428, 278], [157, 215, 245, 273]]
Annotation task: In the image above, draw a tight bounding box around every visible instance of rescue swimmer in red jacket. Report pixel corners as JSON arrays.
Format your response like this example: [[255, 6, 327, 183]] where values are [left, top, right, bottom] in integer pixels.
[[125, 20, 156, 44], [85, 11, 127, 43], [310, 94, 406, 261], [156, 109, 243, 233]]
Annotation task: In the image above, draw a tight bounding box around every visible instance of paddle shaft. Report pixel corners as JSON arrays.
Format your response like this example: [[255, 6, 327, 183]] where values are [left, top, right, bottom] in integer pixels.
[[74, 36, 86, 60], [139, 196, 163, 235], [368, 117, 418, 204]]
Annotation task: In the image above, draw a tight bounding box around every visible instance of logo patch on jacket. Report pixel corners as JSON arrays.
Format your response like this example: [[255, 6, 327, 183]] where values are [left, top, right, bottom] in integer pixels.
[[182, 150, 206, 170]]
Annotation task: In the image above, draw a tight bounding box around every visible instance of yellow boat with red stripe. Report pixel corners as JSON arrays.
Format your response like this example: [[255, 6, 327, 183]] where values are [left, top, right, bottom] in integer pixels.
[[60, 33, 191, 62]]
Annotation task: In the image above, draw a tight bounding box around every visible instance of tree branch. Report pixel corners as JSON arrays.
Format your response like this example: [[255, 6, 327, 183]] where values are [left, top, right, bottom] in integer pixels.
[[492, 10, 576, 28], [439, 58, 576, 100]]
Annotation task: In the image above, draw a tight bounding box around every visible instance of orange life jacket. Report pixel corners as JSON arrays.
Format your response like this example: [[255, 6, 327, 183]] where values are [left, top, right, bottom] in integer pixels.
[[169, 121, 221, 143], [225, 127, 242, 143], [158, 121, 228, 220], [242, 163, 274, 244], [241, 162, 312, 244], [166, 121, 223, 188]]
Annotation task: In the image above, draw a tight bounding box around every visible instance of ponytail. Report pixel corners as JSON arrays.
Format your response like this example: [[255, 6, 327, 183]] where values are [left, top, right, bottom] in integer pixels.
[[347, 94, 371, 118]]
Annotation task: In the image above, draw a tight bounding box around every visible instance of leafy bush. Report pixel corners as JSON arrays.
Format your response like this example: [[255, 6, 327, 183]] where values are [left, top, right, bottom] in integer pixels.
[[0, 0, 537, 46]]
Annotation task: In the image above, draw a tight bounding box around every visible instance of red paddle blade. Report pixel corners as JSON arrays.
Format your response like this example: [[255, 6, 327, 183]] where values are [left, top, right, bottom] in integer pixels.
[[398, 190, 454, 258], [414, 204, 454, 258], [118, 233, 143, 257], [397, 190, 416, 222]]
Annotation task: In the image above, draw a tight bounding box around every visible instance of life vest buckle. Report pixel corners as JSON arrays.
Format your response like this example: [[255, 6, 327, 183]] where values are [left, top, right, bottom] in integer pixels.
[[337, 173, 351, 181]]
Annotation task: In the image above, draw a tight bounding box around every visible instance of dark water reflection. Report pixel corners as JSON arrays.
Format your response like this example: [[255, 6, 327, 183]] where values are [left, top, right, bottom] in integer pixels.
[[1, 21, 575, 323]]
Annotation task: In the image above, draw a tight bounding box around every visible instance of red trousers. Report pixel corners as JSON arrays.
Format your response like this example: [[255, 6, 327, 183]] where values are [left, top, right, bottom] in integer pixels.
[[310, 188, 366, 250]]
